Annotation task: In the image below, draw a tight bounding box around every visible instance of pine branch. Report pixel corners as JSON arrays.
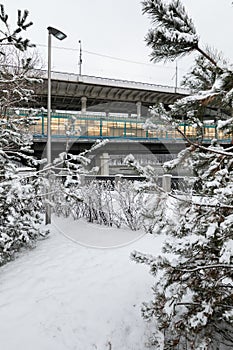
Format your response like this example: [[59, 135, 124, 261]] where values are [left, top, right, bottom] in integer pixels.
[[176, 126, 233, 157], [142, 0, 222, 68], [146, 27, 198, 62], [168, 190, 233, 210], [0, 4, 8, 24], [142, 0, 196, 33], [196, 46, 218, 67], [142, 0, 199, 62], [179, 264, 233, 273], [0, 5, 34, 53]]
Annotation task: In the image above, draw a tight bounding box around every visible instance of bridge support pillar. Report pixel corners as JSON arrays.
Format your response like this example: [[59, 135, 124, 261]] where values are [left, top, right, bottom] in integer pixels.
[[162, 174, 172, 192], [81, 96, 87, 112], [99, 152, 110, 175], [136, 101, 142, 118], [80, 174, 86, 186]]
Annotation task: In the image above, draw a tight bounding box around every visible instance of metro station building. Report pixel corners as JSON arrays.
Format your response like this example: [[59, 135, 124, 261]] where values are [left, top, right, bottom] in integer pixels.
[[24, 72, 230, 142]]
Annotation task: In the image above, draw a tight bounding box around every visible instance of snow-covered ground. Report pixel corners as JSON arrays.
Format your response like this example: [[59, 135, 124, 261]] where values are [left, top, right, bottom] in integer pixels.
[[0, 216, 164, 350]]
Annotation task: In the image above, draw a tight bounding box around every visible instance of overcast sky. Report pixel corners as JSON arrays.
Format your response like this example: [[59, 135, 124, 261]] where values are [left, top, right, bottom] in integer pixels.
[[4, 0, 233, 87]]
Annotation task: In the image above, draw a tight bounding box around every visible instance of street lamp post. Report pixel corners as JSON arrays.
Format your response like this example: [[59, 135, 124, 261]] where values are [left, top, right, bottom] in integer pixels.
[[46, 26, 67, 225]]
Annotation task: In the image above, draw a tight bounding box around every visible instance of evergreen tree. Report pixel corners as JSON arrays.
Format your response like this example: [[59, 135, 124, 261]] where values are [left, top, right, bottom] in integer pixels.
[[0, 5, 47, 265], [132, 1, 233, 349]]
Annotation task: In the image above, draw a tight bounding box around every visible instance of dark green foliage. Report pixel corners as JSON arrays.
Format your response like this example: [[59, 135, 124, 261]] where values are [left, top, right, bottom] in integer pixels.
[[0, 4, 34, 52], [142, 0, 198, 62], [0, 112, 48, 265], [132, 144, 233, 349], [0, 5, 46, 266], [134, 1, 233, 348]]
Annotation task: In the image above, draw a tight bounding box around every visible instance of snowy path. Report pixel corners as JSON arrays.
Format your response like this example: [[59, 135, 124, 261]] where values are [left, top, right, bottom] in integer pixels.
[[0, 217, 164, 350]]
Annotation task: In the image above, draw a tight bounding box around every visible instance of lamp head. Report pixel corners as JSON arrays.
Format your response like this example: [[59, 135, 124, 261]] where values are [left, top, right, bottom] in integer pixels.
[[47, 26, 67, 40]]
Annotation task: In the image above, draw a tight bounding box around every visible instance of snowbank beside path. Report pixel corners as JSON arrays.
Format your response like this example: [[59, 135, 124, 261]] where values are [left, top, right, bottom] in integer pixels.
[[0, 217, 164, 350]]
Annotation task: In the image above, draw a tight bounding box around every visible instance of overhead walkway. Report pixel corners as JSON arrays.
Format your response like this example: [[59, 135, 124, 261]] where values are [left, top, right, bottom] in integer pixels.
[[29, 111, 232, 144]]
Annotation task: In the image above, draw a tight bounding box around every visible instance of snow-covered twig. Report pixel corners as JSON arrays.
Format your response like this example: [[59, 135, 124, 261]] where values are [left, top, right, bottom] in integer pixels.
[[179, 264, 233, 273]]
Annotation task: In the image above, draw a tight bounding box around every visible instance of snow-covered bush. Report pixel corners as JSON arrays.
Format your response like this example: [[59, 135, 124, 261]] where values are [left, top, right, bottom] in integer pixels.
[[49, 141, 108, 221], [113, 179, 146, 231], [81, 180, 115, 226], [52, 175, 150, 231]]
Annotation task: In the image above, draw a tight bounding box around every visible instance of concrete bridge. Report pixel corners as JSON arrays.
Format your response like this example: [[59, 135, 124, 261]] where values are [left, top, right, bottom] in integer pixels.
[[30, 71, 190, 116], [19, 71, 231, 162]]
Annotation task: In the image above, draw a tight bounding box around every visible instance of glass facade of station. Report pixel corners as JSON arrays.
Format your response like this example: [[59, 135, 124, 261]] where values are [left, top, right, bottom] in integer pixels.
[[30, 112, 232, 142]]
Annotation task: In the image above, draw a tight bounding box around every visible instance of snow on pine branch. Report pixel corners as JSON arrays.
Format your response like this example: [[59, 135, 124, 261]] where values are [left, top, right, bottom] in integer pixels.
[[81, 139, 109, 156], [217, 117, 233, 136], [143, 103, 179, 133], [142, 0, 199, 62], [163, 147, 193, 173], [142, 0, 196, 35], [220, 239, 233, 264], [170, 90, 221, 118], [179, 264, 233, 273]]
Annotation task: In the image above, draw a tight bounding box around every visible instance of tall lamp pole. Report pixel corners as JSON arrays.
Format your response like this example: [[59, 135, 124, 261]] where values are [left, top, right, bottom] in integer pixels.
[[46, 26, 67, 225]]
